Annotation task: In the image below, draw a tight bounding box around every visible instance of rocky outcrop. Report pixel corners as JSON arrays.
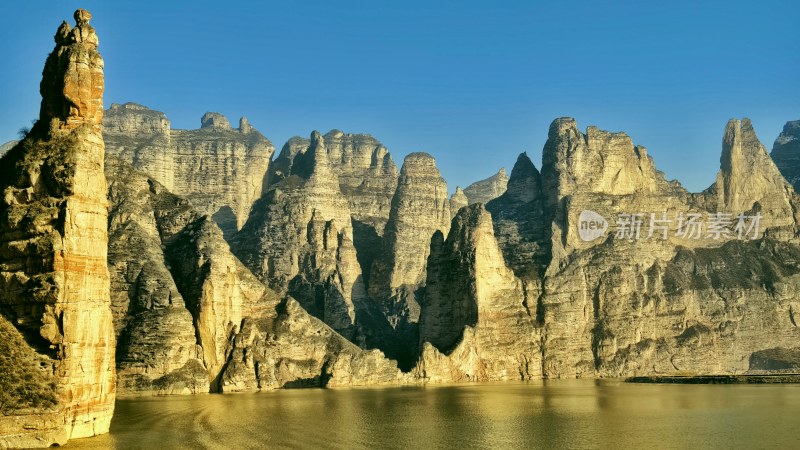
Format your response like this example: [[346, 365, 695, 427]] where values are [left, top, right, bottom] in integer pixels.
[[415, 205, 541, 382], [107, 154, 410, 394], [366, 152, 450, 368], [712, 118, 796, 236], [269, 130, 398, 235], [233, 132, 366, 340], [771, 120, 800, 190], [103, 104, 274, 240], [449, 187, 468, 217], [463, 168, 508, 205], [486, 152, 548, 279], [0, 10, 115, 447]]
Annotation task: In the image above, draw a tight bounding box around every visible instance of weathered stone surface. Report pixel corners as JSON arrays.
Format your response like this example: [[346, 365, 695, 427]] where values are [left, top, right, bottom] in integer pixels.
[[415, 205, 541, 382], [103, 104, 274, 240], [534, 118, 800, 378], [772, 120, 800, 190], [107, 155, 410, 395], [364, 152, 450, 368], [269, 130, 399, 247], [449, 187, 468, 217], [712, 118, 796, 236], [220, 298, 410, 391], [0, 10, 114, 447], [463, 168, 508, 205], [233, 131, 366, 339]]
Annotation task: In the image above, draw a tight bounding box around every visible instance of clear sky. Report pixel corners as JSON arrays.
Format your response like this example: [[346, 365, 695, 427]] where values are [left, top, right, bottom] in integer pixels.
[[1, 1, 797, 192]]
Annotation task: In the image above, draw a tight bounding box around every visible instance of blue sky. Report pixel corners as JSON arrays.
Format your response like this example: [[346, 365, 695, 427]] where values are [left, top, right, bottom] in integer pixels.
[[1, 1, 797, 192]]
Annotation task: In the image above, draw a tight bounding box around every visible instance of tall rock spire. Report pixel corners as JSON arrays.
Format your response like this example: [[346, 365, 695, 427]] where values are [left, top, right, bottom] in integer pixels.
[[0, 9, 115, 447]]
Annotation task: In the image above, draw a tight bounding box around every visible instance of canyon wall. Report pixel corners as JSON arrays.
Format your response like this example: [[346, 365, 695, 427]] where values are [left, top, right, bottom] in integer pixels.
[[103, 104, 274, 240]]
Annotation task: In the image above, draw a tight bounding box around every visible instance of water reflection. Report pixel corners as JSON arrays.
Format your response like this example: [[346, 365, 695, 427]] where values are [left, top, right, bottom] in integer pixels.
[[66, 380, 800, 449]]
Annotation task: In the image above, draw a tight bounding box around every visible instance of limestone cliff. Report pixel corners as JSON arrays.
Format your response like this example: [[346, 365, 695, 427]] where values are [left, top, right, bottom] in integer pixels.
[[0, 10, 115, 447], [463, 168, 508, 205], [772, 120, 800, 190], [106, 155, 407, 394], [415, 205, 541, 382], [711, 118, 796, 236], [269, 130, 398, 234], [359, 153, 450, 368], [233, 132, 366, 340], [103, 103, 274, 240]]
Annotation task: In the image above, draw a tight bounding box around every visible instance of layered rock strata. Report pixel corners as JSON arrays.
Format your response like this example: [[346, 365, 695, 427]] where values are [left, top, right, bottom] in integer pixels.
[[233, 132, 366, 340], [106, 154, 408, 393], [103, 103, 274, 240], [463, 168, 508, 205], [415, 205, 541, 382], [0, 10, 115, 447], [367, 153, 450, 368], [771, 120, 800, 190]]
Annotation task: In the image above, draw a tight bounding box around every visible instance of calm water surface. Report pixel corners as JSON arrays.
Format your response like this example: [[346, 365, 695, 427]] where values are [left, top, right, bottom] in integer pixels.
[[66, 380, 800, 449]]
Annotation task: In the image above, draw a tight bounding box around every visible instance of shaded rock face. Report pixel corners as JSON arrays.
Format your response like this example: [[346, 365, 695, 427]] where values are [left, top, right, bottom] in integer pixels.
[[270, 131, 399, 224], [772, 120, 800, 190], [713, 119, 796, 236], [463, 168, 508, 205], [103, 104, 274, 240], [415, 205, 541, 382], [366, 152, 450, 368], [0, 9, 115, 447], [530, 118, 800, 378], [486, 152, 548, 279], [269, 130, 399, 252], [0, 140, 18, 158], [106, 156, 407, 394], [106, 156, 270, 395], [233, 132, 366, 340]]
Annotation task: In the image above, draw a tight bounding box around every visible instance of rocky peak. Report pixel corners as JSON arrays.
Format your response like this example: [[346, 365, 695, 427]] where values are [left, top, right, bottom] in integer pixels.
[[200, 112, 231, 130], [463, 167, 509, 205], [416, 204, 541, 381], [39, 8, 104, 133], [0, 9, 114, 446], [771, 120, 800, 191], [716, 118, 794, 216], [239, 116, 253, 134], [370, 152, 450, 296], [504, 152, 541, 203], [450, 186, 468, 217], [541, 117, 663, 203], [104, 102, 170, 137]]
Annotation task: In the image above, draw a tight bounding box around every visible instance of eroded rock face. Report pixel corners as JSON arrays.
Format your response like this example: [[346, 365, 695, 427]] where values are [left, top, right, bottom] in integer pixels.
[[107, 155, 409, 394], [365, 152, 450, 368], [772, 120, 800, 190], [0, 9, 115, 447], [103, 104, 274, 240], [713, 118, 796, 235], [415, 205, 541, 382], [463, 168, 508, 205], [449, 187, 468, 217], [233, 132, 366, 340]]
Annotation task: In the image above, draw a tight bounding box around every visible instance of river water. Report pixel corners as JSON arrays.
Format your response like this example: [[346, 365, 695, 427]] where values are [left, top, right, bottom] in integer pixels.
[[65, 380, 800, 449]]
